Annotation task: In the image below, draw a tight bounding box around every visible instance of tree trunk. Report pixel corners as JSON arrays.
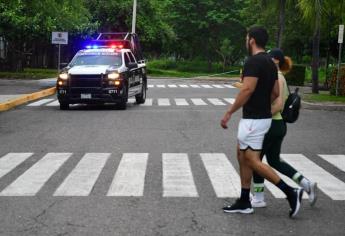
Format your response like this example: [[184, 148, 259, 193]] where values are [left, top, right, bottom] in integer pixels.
[[277, 0, 286, 48], [311, 7, 321, 94]]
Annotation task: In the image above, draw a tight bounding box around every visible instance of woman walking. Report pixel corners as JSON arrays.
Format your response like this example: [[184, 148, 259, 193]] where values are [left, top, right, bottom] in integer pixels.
[[251, 48, 317, 208]]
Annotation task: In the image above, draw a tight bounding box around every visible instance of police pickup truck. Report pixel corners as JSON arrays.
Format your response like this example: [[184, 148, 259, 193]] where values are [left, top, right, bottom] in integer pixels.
[[56, 33, 147, 110]]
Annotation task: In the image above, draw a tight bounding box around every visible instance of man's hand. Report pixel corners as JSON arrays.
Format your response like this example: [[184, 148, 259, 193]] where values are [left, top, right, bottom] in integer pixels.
[[221, 112, 232, 129]]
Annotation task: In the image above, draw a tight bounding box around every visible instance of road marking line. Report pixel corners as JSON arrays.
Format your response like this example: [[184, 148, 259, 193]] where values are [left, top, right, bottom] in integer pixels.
[[0, 153, 72, 196], [27, 99, 54, 106], [281, 154, 345, 200], [0, 153, 34, 179], [158, 98, 170, 106], [261, 157, 307, 199], [201, 85, 212, 88], [191, 98, 207, 106], [207, 98, 226, 106], [319, 155, 345, 172], [168, 84, 177, 88], [200, 153, 240, 198], [107, 153, 148, 196], [179, 84, 189, 88], [53, 153, 110, 196], [46, 100, 60, 106], [212, 85, 225, 88], [128, 98, 136, 104], [140, 98, 153, 106], [223, 98, 235, 104], [148, 85, 154, 88], [190, 85, 200, 88], [163, 153, 198, 197], [174, 98, 189, 106], [223, 85, 235, 89], [157, 85, 166, 88]]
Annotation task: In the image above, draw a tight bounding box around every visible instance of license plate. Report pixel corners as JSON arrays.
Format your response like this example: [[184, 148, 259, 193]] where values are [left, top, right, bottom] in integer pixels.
[[81, 94, 91, 99]]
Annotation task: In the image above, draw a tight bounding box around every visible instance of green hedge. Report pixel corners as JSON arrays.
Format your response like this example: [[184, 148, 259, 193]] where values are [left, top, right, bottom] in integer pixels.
[[285, 64, 306, 86]]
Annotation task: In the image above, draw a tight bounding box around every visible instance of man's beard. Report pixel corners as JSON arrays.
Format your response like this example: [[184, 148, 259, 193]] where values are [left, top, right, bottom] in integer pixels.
[[246, 41, 253, 56]]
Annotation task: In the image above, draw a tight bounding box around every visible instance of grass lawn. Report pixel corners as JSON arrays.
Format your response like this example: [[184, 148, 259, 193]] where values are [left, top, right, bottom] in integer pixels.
[[0, 68, 57, 80], [304, 91, 345, 103]]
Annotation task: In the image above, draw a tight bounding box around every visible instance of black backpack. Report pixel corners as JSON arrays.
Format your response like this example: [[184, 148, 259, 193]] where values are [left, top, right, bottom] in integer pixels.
[[281, 86, 301, 123]]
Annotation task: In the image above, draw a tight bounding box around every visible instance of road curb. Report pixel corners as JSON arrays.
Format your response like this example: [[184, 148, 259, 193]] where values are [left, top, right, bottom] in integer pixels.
[[302, 100, 345, 111], [0, 87, 56, 112]]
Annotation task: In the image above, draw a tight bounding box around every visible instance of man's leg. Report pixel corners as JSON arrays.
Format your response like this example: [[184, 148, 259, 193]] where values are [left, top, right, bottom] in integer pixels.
[[223, 145, 253, 214], [243, 148, 304, 218]]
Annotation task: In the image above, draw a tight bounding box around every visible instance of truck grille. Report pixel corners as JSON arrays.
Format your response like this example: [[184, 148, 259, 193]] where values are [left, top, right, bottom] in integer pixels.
[[70, 74, 102, 88]]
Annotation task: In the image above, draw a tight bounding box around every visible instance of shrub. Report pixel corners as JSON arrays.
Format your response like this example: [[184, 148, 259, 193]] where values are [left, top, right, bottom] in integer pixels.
[[329, 66, 345, 96], [285, 64, 306, 86]]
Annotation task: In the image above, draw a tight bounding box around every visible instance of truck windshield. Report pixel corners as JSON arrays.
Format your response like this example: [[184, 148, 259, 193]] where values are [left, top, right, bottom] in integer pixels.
[[70, 54, 122, 66]]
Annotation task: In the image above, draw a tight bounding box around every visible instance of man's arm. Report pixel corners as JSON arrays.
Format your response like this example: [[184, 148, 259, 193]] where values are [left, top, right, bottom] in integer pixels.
[[221, 76, 258, 129]]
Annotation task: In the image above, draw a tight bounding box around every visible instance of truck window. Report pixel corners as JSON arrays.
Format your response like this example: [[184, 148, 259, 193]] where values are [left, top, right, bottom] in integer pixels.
[[124, 53, 131, 65], [128, 52, 136, 63]]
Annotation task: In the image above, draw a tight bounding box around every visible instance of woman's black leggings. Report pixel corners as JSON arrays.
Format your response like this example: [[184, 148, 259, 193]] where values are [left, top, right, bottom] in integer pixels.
[[253, 119, 299, 184]]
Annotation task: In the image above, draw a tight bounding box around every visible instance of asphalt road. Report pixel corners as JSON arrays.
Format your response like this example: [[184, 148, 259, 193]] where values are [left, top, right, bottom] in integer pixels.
[[0, 78, 345, 236]]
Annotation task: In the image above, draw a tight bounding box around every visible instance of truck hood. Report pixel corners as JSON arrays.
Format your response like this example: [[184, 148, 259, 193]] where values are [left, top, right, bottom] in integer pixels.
[[68, 65, 112, 75]]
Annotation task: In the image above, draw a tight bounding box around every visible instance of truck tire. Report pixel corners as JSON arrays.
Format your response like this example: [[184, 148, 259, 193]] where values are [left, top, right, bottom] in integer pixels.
[[135, 80, 146, 104], [117, 85, 128, 110], [59, 102, 69, 110]]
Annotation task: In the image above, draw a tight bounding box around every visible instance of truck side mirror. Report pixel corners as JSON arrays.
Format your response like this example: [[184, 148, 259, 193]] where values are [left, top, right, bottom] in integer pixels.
[[59, 63, 69, 69]]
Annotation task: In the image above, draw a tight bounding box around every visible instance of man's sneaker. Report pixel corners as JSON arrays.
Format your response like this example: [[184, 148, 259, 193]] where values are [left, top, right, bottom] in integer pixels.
[[307, 182, 317, 206], [223, 198, 254, 214], [287, 188, 304, 218], [251, 195, 267, 208]]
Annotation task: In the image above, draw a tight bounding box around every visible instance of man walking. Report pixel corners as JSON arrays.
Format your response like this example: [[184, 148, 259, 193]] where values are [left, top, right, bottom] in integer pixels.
[[220, 26, 303, 218]]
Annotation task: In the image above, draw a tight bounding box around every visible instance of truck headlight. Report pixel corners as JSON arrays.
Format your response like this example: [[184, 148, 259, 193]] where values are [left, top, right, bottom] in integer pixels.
[[107, 73, 120, 80], [58, 73, 68, 80]]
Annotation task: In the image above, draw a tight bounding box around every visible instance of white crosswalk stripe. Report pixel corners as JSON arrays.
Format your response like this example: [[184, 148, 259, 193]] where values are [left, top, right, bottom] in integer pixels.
[[281, 154, 345, 200], [1, 152, 345, 199], [174, 98, 189, 106], [163, 153, 198, 197], [107, 153, 148, 196], [212, 85, 225, 88], [54, 153, 110, 196], [46, 100, 60, 106], [200, 153, 240, 198], [140, 98, 153, 106], [0, 153, 72, 196], [191, 98, 208, 106], [223, 85, 235, 89], [223, 98, 235, 104], [147, 84, 235, 89], [27, 98, 238, 107], [318, 155, 345, 172], [158, 98, 170, 106], [27, 99, 54, 106], [207, 98, 226, 106], [0, 153, 33, 179]]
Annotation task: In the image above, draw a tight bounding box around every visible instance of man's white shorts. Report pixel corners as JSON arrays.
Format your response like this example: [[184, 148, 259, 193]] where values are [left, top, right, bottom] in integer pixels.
[[237, 118, 272, 151]]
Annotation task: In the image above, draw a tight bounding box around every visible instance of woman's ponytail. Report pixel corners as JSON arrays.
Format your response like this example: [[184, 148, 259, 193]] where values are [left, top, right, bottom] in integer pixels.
[[280, 56, 293, 73]]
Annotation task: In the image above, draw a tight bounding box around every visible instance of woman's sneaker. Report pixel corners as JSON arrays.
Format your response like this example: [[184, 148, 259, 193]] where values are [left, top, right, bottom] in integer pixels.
[[287, 188, 304, 218], [307, 181, 317, 206], [251, 195, 267, 208], [223, 198, 254, 214]]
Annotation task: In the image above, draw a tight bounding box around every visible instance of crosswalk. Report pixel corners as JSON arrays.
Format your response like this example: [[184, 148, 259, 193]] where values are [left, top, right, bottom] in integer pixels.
[[147, 84, 235, 89], [0, 152, 344, 199], [26, 98, 235, 107]]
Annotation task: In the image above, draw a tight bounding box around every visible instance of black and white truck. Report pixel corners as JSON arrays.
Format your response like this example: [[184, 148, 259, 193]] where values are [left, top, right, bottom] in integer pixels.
[[56, 32, 147, 110]]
